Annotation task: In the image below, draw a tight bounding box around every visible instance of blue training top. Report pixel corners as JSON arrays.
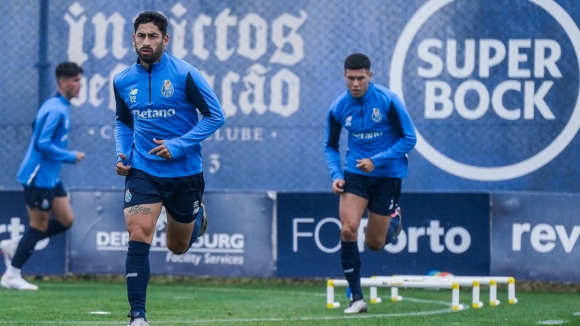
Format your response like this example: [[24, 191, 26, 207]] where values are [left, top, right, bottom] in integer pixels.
[[17, 93, 78, 188], [114, 51, 225, 178], [324, 83, 417, 181]]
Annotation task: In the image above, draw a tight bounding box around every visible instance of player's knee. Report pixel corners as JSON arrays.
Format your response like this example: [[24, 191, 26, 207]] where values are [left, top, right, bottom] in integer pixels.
[[127, 225, 152, 243], [62, 219, 73, 229], [166, 239, 189, 255], [168, 246, 188, 255], [366, 239, 385, 252], [340, 228, 357, 242]]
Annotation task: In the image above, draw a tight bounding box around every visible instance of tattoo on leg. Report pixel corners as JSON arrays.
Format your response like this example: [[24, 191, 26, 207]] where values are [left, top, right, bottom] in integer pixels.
[[126, 205, 152, 217]]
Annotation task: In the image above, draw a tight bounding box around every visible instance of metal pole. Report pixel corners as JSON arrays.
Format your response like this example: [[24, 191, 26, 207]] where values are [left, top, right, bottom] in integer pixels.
[[36, 0, 50, 107]]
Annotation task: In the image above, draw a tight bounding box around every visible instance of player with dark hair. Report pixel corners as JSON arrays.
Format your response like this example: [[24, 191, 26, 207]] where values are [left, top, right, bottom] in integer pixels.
[[0, 62, 85, 290], [324, 53, 417, 313], [114, 10, 225, 326]]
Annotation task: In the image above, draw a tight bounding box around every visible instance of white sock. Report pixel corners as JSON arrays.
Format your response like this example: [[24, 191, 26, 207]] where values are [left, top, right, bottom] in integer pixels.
[[6, 265, 21, 277]]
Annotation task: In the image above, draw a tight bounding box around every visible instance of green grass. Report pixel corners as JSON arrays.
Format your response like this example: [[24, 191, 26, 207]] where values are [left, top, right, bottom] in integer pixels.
[[0, 277, 579, 325]]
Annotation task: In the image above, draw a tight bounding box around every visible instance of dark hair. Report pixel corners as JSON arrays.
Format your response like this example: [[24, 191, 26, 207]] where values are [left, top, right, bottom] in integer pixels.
[[134, 11, 168, 36], [55, 62, 83, 79], [344, 53, 371, 71]]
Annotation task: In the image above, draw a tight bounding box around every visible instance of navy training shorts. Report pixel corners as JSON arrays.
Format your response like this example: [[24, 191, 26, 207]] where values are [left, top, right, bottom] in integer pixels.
[[123, 168, 205, 223], [343, 171, 401, 216], [23, 181, 67, 211]]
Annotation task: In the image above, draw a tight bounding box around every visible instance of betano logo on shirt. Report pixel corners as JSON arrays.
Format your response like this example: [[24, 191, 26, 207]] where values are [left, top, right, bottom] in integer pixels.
[[390, 0, 580, 181], [132, 109, 176, 119], [351, 131, 383, 140]]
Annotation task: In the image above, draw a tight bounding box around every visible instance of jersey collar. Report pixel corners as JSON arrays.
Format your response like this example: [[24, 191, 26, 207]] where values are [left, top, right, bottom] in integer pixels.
[[55, 92, 71, 105], [136, 51, 169, 72], [348, 83, 375, 101]]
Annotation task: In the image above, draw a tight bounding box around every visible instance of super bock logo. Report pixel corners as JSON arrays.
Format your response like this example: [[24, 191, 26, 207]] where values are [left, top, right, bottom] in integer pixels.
[[390, 0, 580, 181]]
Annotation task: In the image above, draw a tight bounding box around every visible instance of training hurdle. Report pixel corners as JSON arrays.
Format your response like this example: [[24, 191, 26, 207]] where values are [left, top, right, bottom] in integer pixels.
[[369, 276, 483, 308], [370, 275, 517, 308], [327, 278, 464, 311]]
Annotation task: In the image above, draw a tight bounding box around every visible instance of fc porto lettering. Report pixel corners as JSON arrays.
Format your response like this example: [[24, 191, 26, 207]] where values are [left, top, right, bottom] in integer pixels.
[[390, 0, 580, 181], [292, 217, 471, 254]]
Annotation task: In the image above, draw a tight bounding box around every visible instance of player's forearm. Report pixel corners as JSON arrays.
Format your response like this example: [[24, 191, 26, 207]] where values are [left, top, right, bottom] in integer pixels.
[[163, 115, 225, 159], [115, 121, 134, 160]]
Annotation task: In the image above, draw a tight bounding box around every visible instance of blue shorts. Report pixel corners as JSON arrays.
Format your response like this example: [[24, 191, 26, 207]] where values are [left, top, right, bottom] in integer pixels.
[[343, 171, 401, 216], [123, 168, 205, 223], [23, 182, 67, 211]]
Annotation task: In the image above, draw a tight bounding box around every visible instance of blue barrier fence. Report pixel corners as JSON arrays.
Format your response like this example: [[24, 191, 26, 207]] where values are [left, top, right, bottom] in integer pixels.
[[2, 190, 579, 282]]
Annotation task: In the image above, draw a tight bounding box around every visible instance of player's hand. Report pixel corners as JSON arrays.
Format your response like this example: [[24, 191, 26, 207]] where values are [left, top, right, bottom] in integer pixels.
[[332, 179, 345, 194], [116, 153, 131, 176], [75, 151, 85, 164], [149, 138, 173, 160], [356, 158, 375, 173]]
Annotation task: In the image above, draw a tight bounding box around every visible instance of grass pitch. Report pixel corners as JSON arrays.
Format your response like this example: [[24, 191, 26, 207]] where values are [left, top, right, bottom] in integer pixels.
[[0, 277, 579, 325]]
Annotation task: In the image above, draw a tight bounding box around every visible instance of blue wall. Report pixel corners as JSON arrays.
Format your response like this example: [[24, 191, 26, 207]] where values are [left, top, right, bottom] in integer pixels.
[[1, 0, 580, 193]]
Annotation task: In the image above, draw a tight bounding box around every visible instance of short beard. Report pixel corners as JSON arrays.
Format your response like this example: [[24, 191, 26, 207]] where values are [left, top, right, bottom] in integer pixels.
[[139, 52, 162, 64], [135, 45, 164, 64]]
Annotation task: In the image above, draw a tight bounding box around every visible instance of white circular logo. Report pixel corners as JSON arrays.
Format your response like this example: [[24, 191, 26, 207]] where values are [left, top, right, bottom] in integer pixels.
[[390, 0, 580, 181]]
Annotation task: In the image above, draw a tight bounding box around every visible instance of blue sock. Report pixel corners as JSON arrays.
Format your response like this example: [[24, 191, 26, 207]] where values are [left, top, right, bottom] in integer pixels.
[[341, 240, 363, 301], [126, 241, 150, 319], [45, 220, 69, 237], [11, 227, 46, 269], [385, 219, 398, 244], [129, 309, 146, 321], [188, 208, 203, 247]]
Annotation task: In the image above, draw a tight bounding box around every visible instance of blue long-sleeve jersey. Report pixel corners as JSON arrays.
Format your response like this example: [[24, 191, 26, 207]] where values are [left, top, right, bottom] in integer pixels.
[[324, 83, 417, 181], [114, 52, 225, 178], [17, 93, 78, 188]]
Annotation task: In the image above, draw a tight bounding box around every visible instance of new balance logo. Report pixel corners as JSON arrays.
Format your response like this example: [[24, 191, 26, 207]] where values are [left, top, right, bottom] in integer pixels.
[[126, 273, 138, 278]]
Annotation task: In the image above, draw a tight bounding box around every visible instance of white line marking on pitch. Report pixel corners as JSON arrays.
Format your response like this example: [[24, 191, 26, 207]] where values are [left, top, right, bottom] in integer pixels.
[[0, 297, 460, 324], [172, 286, 327, 299], [537, 321, 568, 325]]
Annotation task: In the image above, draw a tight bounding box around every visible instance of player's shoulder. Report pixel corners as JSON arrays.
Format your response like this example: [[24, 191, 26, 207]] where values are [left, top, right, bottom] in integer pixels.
[[372, 83, 397, 98], [45, 94, 69, 108], [41, 95, 61, 106], [329, 90, 351, 110], [113, 62, 139, 85], [370, 84, 404, 105], [37, 95, 68, 117], [165, 52, 199, 74]]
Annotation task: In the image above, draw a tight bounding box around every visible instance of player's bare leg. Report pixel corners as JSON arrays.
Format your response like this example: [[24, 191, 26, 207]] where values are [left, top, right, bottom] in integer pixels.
[[365, 211, 390, 251], [165, 213, 195, 255]]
